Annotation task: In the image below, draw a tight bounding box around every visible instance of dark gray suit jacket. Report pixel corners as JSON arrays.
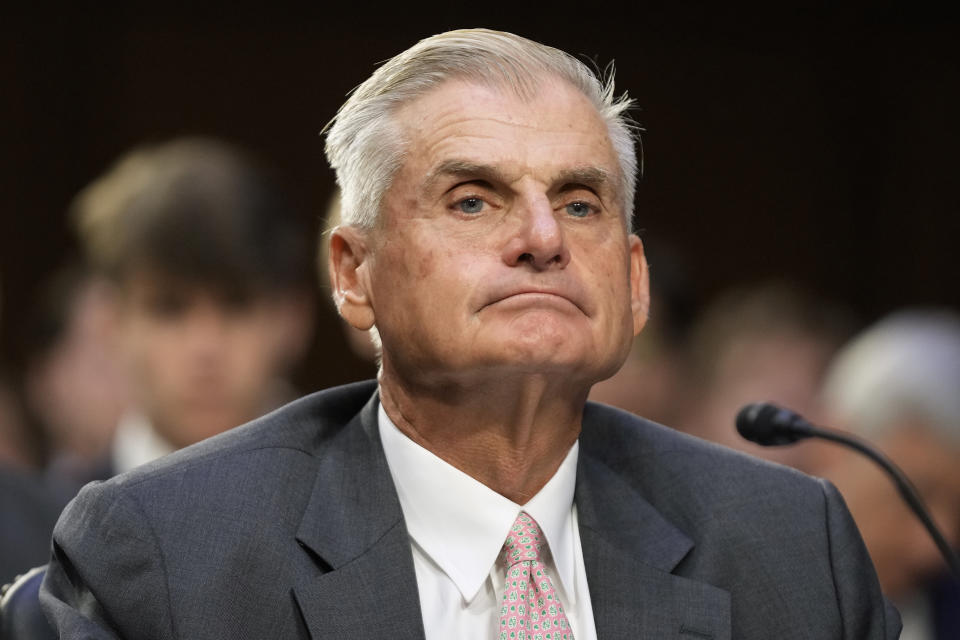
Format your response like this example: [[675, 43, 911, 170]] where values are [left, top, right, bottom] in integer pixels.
[[40, 381, 901, 639], [0, 467, 66, 584]]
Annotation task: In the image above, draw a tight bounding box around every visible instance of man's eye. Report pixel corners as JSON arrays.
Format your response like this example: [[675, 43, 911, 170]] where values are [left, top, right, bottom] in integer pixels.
[[457, 197, 485, 214], [565, 201, 594, 218]]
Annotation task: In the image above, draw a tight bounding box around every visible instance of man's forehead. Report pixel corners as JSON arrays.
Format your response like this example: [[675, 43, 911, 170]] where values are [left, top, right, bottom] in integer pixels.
[[397, 76, 608, 144], [370, 77, 631, 227]]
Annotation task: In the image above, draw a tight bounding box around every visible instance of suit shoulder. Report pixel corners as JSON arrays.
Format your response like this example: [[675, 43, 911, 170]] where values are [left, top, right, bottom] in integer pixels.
[[53, 381, 380, 564], [104, 380, 378, 491], [581, 401, 825, 517]]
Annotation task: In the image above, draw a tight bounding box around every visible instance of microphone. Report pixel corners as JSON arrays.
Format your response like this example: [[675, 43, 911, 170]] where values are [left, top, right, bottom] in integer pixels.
[[735, 402, 816, 445], [736, 402, 960, 579]]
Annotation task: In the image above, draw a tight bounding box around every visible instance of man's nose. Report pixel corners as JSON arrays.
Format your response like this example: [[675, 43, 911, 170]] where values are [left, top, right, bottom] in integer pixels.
[[501, 197, 570, 270]]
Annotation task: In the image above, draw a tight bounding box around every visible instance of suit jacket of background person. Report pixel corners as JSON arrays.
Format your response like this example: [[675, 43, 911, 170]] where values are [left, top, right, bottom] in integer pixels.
[[40, 380, 901, 639], [0, 467, 65, 584]]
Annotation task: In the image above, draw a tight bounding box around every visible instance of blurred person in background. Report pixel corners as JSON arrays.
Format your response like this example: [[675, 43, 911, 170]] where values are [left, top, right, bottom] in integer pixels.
[[0, 444, 64, 582], [20, 265, 130, 494], [0, 276, 37, 470], [0, 372, 32, 470], [0, 277, 66, 582], [676, 281, 854, 471], [68, 136, 316, 483], [817, 310, 960, 640]]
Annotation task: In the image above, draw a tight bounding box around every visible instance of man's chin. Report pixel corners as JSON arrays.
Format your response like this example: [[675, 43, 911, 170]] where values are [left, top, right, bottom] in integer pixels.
[[382, 332, 625, 391], [494, 327, 626, 375]]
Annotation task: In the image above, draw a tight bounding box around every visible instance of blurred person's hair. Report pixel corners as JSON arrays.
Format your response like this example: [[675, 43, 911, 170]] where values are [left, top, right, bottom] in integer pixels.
[[822, 309, 960, 443], [23, 262, 90, 359], [640, 243, 698, 350], [73, 137, 312, 299], [324, 28, 638, 231]]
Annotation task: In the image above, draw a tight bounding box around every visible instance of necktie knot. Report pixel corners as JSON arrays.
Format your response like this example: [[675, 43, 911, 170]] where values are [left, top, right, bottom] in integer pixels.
[[500, 511, 544, 569], [497, 511, 574, 639]]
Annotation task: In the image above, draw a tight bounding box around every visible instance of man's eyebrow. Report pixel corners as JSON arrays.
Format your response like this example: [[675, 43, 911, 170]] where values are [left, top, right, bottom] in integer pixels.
[[423, 160, 509, 193], [422, 160, 617, 196], [554, 166, 614, 194]]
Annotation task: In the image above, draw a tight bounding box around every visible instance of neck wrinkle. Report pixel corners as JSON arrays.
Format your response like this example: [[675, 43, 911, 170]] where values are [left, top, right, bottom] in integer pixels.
[[378, 370, 586, 504]]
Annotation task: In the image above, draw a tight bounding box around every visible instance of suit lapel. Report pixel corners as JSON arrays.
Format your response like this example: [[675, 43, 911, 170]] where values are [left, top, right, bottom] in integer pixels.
[[288, 389, 731, 639], [576, 444, 731, 640], [292, 391, 426, 640]]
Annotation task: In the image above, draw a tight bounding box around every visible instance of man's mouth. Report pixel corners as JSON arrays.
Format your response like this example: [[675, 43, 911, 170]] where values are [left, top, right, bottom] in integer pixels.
[[481, 284, 589, 316]]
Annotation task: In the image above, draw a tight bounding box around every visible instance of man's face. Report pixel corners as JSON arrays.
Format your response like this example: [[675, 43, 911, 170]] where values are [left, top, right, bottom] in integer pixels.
[[116, 273, 301, 448], [338, 78, 647, 391]]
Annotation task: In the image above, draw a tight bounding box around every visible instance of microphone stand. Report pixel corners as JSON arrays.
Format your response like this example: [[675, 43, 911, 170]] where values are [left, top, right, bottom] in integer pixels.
[[736, 402, 960, 579], [805, 423, 960, 579]]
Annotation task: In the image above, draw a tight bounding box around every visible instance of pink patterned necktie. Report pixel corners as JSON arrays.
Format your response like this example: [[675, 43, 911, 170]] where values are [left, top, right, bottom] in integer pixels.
[[498, 511, 574, 640]]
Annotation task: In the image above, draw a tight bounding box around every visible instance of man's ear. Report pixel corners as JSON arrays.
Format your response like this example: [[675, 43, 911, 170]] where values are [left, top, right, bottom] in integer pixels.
[[329, 225, 376, 331], [628, 234, 650, 336]]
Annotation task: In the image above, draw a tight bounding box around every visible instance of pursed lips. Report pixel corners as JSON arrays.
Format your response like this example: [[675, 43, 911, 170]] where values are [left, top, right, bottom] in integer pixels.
[[480, 284, 589, 316]]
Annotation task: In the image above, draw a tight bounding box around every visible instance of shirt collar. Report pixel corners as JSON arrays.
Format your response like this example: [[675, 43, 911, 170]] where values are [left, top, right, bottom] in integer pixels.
[[378, 403, 579, 604], [111, 410, 177, 475]]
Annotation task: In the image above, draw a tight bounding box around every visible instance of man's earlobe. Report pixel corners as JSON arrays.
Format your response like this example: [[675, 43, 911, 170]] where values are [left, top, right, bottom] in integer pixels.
[[329, 226, 376, 331], [628, 234, 650, 336]]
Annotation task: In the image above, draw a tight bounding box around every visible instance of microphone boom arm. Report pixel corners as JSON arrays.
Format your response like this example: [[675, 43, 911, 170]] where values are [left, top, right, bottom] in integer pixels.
[[736, 402, 960, 579], [807, 423, 960, 579]]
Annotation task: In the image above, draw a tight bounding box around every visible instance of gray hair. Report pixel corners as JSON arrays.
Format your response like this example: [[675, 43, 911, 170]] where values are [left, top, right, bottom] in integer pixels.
[[324, 28, 638, 231], [822, 309, 960, 444]]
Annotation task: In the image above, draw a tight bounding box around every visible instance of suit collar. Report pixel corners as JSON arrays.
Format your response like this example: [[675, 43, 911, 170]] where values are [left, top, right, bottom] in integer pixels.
[[293, 389, 426, 639], [292, 388, 730, 639], [295, 389, 399, 566], [575, 445, 694, 573], [576, 407, 731, 639]]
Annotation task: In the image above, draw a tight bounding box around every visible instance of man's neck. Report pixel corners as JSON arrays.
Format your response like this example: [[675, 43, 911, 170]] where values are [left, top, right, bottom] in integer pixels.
[[378, 371, 587, 504]]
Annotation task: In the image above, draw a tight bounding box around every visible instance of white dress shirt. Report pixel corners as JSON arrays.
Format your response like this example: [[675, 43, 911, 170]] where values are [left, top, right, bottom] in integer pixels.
[[379, 404, 598, 640], [111, 410, 176, 475]]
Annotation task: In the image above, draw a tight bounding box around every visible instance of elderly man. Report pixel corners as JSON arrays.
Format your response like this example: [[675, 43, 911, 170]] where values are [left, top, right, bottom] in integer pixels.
[[41, 30, 899, 639]]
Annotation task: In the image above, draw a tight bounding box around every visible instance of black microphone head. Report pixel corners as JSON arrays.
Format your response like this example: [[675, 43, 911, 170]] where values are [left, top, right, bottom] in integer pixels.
[[736, 402, 813, 446]]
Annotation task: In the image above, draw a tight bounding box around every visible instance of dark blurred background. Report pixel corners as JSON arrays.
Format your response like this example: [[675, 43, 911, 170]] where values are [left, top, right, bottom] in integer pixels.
[[3, 3, 959, 393]]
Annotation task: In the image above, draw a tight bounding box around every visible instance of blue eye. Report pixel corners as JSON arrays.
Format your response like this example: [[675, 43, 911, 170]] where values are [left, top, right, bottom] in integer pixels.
[[457, 197, 484, 214], [565, 201, 593, 217]]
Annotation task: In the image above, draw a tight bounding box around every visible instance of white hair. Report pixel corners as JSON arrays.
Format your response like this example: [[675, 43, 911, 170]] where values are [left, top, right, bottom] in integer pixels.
[[822, 309, 960, 444], [323, 28, 639, 231]]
